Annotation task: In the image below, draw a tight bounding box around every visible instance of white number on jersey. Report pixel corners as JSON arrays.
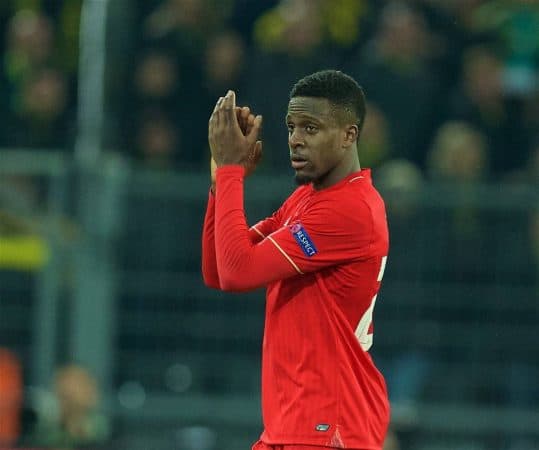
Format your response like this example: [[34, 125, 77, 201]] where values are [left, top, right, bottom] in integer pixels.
[[354, 256, 387, 351]]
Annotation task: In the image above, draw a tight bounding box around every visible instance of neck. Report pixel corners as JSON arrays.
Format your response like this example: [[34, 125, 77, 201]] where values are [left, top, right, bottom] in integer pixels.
[[313, 150, 360, 190]]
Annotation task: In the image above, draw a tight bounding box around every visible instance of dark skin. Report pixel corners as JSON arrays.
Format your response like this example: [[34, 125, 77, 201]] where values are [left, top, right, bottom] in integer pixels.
[[209, 91, 359, 190], [287, 96, 360, 189], [209, 93, 262, 190], [209, 90, 263, 168]]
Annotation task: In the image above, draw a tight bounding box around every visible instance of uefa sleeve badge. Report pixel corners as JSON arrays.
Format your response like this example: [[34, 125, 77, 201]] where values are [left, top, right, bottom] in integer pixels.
[[289, 223, 318, 257]]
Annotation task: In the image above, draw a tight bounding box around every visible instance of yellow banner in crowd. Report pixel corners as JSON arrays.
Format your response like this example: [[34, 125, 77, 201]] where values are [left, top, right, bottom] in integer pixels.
[[0, 235, 49, 270]]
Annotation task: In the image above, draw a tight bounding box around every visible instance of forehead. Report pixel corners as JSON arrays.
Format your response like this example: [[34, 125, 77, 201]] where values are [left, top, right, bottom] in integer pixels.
[[286, 96, 336, 121]]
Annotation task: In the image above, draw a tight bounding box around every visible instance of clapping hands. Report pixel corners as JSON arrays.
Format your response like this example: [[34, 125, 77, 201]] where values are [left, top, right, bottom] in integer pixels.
[[209, 91, 263, 187]]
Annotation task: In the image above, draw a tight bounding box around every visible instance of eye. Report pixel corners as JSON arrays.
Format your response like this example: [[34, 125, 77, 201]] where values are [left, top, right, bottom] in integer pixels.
[[287, 123, 294, 132], [305, 125, 318, 133]]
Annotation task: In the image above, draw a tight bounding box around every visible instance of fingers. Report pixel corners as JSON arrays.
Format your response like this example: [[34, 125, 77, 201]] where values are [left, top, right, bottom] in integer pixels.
[[235, 106, 244, 126], [214, 97, 223, 113], [222, 90, 236, 126], [240, 106, 250, 134], [210, 96, 224, 129], [246, 115, 263, 144], [236, 106, 251, 134], [244, 140, 263, 178], [211, 91, 251, 135], [241, 106, 250, 121], [243, 112, 254, 135]]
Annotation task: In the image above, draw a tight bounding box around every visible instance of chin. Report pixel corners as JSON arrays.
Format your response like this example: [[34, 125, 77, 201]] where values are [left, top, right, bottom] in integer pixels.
[[294, 173, 314, 185]]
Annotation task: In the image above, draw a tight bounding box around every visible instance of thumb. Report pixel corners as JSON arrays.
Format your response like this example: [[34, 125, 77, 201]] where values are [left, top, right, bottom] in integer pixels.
[[246, 115, 263, 145]]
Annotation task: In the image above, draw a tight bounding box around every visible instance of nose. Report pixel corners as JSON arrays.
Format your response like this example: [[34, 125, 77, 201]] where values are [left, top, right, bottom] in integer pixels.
[[289, 130, 304, 148]]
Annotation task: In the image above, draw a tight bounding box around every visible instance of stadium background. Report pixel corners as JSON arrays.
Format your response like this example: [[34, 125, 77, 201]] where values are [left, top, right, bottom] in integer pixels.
[[0, 0, 538, 449]]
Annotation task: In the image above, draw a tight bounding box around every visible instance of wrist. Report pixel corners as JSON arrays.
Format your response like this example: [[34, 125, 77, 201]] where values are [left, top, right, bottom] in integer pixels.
[[215, 164, 245, 173], [214, 157, 246, 167], [215, 165, 246, 181]]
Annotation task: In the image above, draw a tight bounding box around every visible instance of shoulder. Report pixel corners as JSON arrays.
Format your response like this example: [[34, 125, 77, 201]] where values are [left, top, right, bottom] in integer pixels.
[[291, 184, 311, 198], [282, 184, 311, 206], [311, 183, 388, 235], [320, 179, 381, 213], [307, 194, 373, 232]]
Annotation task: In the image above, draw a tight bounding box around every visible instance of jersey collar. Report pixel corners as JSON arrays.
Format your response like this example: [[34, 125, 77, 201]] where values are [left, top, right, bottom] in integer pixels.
[[310, 168, 371, 194]]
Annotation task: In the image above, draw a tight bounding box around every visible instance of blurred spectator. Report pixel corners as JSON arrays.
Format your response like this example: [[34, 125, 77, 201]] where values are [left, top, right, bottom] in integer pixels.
[[128, 0, 237, 167], [411, 0, 486, 86], [374, 157, 424, 218], [244, 0, 344, 169], [358, 102, 391, 169], [425, 121, 511, 405], [143, 0, 233, 42], [472, 0, 539, 98], [425, 119, 490, 291], [10, 68, 71, 147], [374, 159, 432, 413], [425, 120, 491, 283], [203, 30, 246, 96], [0, 348, 23, 446], [135, 108, 180, 169], [383, 428, 401, 450], [416, 0, 487, 40], [228, 0, 279, 46], [125, 47, 201, 167], [4, 9, 54, 79], [345, 1, 441, 169], [200, 29, 248, 162], [0, 8, 75, 149], [252, 0, 369, 54], [426, 121, 488, 183], [447, 45, 530, 174], [23, 364, 110, 448], [134, 49, 179, 102], [322, 0, 373, 49]]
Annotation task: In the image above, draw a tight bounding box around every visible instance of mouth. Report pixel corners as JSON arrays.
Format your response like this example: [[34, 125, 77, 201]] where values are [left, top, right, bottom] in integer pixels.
[[290, 156, 308, 170], [291, 160, 308, 170]]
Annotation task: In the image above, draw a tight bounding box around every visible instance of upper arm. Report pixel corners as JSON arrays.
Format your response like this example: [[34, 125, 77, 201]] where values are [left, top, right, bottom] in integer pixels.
[[249, 199, 286, 243], [220, 199, 384, 292], [249, 215, 279, 244], [213, 170, 386, 292], [264, 199, 385, 275]]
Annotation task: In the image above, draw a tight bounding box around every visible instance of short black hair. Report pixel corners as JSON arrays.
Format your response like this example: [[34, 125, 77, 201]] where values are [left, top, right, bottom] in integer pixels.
[[290, 70, 366, 131]]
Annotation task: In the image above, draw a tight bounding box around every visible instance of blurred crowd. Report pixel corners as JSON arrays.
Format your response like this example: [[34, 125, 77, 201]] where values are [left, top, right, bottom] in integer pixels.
[[0, 1, 79, 150], [0, 348, 109, 448], [0, 0, 538, 184], [1, 2, 539, 449]]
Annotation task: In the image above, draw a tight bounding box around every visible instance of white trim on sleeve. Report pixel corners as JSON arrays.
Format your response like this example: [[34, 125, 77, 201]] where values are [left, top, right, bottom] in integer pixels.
[[251, 226, 265, 238], [267, 236, 304, 275]]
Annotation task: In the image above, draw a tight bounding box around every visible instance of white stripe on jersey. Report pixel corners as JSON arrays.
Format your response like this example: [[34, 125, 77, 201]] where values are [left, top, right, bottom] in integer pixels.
[[377, 256, 387, 282], [252, 226, 265, 238], [267, 236, 304, 275]]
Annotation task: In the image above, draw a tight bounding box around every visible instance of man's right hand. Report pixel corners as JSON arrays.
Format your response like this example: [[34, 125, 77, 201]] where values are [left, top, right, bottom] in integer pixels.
[[210, 105, 262, 189]]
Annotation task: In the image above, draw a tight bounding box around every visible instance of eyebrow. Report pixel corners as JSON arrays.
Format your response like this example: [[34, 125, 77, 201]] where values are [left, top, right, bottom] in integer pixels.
[[285, 113, 323, 124]]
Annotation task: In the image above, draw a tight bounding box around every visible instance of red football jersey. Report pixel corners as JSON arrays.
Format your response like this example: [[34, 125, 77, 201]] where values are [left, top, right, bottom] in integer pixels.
[[202, 166, 390, 449]]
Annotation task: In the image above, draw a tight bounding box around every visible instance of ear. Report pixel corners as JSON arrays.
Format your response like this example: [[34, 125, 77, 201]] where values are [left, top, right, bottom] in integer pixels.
[[342, 124, 359, 148]]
